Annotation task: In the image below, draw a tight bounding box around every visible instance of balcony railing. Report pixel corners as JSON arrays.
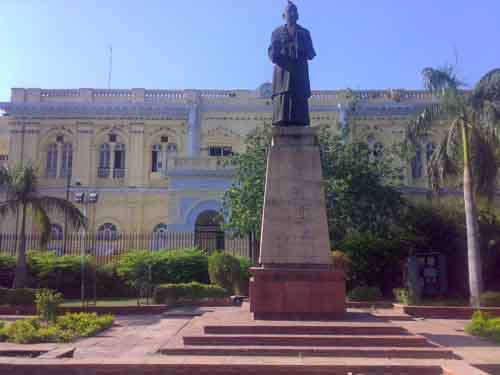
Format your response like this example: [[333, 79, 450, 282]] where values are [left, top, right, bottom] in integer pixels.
[[112, 168, 126, 179], [97, 167, 126, 179], [97, 167, 110, 178]]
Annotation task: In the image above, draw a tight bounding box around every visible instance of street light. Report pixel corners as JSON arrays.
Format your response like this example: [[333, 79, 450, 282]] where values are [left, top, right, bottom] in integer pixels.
[[73, 190, 99, 308]]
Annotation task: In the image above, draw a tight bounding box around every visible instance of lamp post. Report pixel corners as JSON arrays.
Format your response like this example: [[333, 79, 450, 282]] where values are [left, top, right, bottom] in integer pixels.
[[74, 191, 99, 308]]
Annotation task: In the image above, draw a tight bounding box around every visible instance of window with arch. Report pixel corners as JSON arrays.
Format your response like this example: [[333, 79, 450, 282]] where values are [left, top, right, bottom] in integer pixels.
[[97, 223, 118, 240], [411, 146, 423, 179], [46, 143, 58, 178], [60, 143, 73, 177], [50, 223, 63, 241], [98, 144, 111, 178], [113, 143, 126, 179], [151, 144, 162, 172]]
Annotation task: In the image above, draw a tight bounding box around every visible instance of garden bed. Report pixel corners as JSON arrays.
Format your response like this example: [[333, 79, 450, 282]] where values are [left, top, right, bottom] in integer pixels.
[[396, 304, 500, 319], [0, 313, 114, 344], [0, 304, 166, 316]]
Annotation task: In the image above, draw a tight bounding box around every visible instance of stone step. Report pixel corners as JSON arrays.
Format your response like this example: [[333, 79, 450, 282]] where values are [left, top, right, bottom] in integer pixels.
[[183, 334, 434, 347], [160, 346, 457, 359], [0, 361, 449, 375], [204, 324, 409, 336]]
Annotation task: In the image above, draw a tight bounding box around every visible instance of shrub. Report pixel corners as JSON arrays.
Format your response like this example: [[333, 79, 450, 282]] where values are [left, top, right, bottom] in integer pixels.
[[5, 313, 114, 344], [153, 282, 229, 305], [348, 286, 383, 302], [117, 249, 209, 289], [465, 311, 500, 342], [236, 256, 252, 296], [393, 288, 409, 305], [208, 251, 241, 294], [0, 321, 7, 342], [480, 291, 500, 307], [56, 313, 114, 338], [337, 233, 410, 294], [0, 254, 15, 288], [28, 253, 92, 298], [5, 288, 37, 306], [95, 264, 132, 298], [331, 251, 351, 273], [35, 289, 63, 322]]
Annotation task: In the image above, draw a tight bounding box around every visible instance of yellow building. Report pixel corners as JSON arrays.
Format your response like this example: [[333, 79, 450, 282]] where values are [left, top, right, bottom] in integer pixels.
[[0, 85, 443, 238]]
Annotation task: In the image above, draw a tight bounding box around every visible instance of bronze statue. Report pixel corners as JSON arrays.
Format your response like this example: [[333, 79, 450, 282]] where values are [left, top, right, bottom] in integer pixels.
[[269, 1, 316, 127]]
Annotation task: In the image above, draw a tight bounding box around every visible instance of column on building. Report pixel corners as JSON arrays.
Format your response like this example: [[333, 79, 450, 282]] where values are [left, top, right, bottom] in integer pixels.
[[186, 92, 201, 157]]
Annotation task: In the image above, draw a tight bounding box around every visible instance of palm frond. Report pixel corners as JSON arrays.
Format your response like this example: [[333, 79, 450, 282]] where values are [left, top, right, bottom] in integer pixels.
[[31, 201, 52, 246], [469, 126, 499, 199], [0, 200, 20, 218], [403, 103, 443, 158], [427, 125, 461, 193], [422, 66, 464, 93], [10, 162, 40, 202], [474, 68, 500, 102], [0, 166, 12, 188], [34, 196, 87, 230]]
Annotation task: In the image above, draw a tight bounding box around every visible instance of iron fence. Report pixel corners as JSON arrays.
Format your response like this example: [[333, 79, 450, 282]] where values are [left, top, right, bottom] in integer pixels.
[[0, 232, 259, 264]]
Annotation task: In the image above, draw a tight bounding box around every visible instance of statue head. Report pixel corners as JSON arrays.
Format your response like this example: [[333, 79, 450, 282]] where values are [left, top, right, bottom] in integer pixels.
[[283, 1, 299, 25]]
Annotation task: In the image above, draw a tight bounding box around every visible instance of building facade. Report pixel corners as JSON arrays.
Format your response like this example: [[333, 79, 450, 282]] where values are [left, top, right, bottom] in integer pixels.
[[0, 85, 444, 237]]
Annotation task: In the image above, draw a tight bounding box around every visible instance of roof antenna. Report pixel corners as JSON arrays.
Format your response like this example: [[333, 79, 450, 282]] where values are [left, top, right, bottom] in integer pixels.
[[107, 45, 113, 89]]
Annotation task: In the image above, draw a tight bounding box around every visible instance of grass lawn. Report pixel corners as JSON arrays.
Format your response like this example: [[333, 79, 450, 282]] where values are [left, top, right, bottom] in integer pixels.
[[61, 298, 153, 307]]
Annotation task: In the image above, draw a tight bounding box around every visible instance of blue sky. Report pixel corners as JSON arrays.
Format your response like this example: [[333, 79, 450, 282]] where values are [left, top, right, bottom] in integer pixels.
[[1, 0, 499, 101]]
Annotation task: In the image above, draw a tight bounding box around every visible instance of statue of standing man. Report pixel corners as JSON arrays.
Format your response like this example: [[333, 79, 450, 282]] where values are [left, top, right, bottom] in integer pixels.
[[269, 1, 316, 127]]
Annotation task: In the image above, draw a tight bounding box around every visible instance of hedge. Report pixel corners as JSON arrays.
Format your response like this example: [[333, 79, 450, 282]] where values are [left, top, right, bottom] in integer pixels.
[[0, 249, 211, 298], [0, 287, 37, 306], [153, 282, 229, 305], [116, 249, 209, 288], [348, 286, 383, 302]]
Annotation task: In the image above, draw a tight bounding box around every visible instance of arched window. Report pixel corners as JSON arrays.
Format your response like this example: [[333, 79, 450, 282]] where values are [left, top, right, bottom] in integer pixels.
[[60, 143, 73, 177], [113, 143, 126, 179], [46, 143, 58, 178], [97, 223, 118, 241], [151, 144, 162, 172], [426, 142, 436, 162], [153, 223, 168, 235], [98, 144, 110, 178], [411, 146, 423, 179], [50, 223, 63, 241]]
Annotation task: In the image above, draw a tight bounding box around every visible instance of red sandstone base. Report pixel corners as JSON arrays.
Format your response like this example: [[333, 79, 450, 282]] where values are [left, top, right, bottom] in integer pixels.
[[249, 267, 346, 320]]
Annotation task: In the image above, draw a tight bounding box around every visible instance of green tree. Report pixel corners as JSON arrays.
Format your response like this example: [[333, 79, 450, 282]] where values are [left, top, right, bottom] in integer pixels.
[[0, 163, 86, 288], [222, 125, 406, 246], [404, 67, 500, 307]]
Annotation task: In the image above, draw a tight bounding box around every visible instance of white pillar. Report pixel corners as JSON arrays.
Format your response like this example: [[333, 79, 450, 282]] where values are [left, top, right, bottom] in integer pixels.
[[56, 143, 63, 178], [110, 144, 115, 179]]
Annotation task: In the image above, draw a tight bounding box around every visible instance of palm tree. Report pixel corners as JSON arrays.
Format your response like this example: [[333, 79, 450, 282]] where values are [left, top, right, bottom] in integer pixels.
[[404, 67, 500, 308], [0, 163, 86, 288]]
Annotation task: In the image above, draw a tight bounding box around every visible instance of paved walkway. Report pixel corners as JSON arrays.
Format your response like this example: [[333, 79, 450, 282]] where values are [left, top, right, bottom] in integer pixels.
[[0, 305, 499, 374]]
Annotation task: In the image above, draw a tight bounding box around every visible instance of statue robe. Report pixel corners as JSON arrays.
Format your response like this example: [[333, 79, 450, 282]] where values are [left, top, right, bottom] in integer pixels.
[[269, 24, 316, 126]]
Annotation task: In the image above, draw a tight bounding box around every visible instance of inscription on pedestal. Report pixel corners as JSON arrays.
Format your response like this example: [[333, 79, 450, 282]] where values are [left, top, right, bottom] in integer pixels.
[[259, 128, 332, 266]]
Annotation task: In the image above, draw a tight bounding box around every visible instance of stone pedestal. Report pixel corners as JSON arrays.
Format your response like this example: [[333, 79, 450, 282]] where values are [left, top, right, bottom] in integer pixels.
[[250, 267, 346, 320], [249, 127, 346, 320]]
